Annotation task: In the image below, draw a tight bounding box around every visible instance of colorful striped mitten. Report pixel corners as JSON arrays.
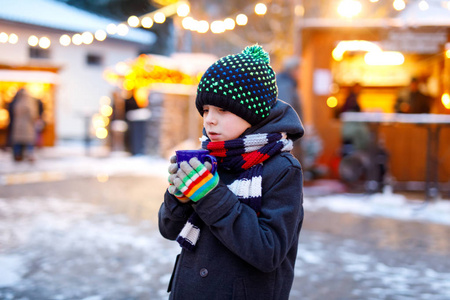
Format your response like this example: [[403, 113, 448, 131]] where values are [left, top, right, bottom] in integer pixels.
[[173, 157, 219, 202], [167, 155, 190, 203]]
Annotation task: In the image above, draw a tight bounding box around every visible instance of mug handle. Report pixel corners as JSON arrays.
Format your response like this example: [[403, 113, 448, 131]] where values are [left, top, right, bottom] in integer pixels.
[[204, 155, 217, 174]]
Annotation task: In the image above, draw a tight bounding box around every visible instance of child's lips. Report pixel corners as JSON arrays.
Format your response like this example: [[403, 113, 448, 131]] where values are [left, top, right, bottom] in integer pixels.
[[208, 131, 220, 139]]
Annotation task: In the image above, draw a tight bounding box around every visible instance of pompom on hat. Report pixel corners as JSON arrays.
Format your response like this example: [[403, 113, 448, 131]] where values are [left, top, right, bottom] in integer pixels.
[[196, 44, 278, 126]]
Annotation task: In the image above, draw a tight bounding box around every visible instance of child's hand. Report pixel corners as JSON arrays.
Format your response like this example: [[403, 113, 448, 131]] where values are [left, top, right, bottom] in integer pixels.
[[172, 157, 219, 202], [167, 155, 190, 203]]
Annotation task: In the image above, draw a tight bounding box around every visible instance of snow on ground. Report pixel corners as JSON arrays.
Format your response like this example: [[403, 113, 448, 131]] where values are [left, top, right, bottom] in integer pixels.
[[0, 196, 180, 299], [1, 142, 450, 299], [2, 141, 449, 227], [303, 188, 450, 226]]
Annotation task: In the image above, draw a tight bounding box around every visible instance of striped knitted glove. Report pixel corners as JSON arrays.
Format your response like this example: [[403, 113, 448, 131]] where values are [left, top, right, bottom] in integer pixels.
[[167, 155, 190, 203], [173, 157, 219, 202]]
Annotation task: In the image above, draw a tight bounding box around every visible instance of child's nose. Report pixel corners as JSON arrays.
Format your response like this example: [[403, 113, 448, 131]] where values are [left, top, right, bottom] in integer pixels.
[[205, 112, 217, 124]]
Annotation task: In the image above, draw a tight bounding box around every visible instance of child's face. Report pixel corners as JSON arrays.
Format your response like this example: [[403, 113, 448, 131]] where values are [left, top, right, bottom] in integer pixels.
[[203, 105, 251, 142]]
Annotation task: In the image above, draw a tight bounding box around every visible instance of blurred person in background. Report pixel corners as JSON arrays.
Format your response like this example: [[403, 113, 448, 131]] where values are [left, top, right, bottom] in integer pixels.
[[394, 77, 431, 114], [10, 88, 38, 162], [276, 56, 303, 161], [341, 83, 362, 113]]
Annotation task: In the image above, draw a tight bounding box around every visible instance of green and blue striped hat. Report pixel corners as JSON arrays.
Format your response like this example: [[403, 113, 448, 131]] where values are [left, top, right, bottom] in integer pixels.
[[196, 44, 278, 125]]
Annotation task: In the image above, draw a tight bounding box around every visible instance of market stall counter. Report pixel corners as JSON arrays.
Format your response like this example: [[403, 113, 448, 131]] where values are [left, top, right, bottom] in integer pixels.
[[341, 112, 450, 200]]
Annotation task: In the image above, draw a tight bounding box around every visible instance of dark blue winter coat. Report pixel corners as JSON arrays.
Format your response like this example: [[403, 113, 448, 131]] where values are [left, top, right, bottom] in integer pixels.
[[159, 101, 304, 300]]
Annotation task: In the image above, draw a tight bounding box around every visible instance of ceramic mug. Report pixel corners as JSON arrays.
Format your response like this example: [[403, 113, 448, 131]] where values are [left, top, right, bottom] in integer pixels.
[[176, 149, 217, 174]]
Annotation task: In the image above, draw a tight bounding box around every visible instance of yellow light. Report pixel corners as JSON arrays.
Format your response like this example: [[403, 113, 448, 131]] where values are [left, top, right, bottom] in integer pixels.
[[364, 51, 404, 65], [82, 32, 94, 44], [123, 79, 135, 91], [96, 127, 108, 139], [177, 3, 190, 17], [370, 0, 379, 2], [96, 173, 109, 183], [95, 29, 107, 41], [92, 114, 108, 128], [100, 96, 111, 106], [28, 35, 39, 47], [182, 17, 195, 30], [327, 96, 338, 108], [419, 0, 429, 10], [100, 104, 113, 117], [142, 17, 154, 28], [442, 93, 450, 109], [295, 5, 305, 17], [211, 21, 225, 34], [106, 23, 117, 35], [0, 32, 7, 43], [8, 33, 18, 44], [117, 24, 129, 36], [0, 108, 9, 128], [446, 49, 450, 59], [332, 40, 382, 61], [128, 15, 140, 27], [337, 0, 362, 18], [115, 61, 129, 75], [39, 37, 51, 49], [197, 20, 209, 33], [154, 12, 166, 24], [236, 14, 248, 26], [224, 18, 235, 30], [255, 3, 267, 15], [60, 34, 71, 46], [72, 33, 83, 45], [393, 0, 406, 11]]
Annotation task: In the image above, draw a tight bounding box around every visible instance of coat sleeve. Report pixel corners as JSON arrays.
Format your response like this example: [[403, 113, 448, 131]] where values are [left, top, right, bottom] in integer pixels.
[[158, 190, 194, 241], [192, 158, 303, 272]]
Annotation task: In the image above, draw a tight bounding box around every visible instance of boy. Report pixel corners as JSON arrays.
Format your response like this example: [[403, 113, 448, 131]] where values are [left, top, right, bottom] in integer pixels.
[[158, 45, 304, 299]]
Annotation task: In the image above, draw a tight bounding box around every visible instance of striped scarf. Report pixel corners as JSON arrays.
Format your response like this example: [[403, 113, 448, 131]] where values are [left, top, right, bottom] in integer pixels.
[[176, 132, 293, 251]]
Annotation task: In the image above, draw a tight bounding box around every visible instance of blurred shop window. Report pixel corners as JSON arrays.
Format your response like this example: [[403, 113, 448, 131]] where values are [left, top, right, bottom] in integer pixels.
[[29, 47, 50, 59], [86, 53, 103, 67]]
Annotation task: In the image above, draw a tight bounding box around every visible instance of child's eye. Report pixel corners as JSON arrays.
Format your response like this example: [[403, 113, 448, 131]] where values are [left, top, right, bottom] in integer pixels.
[[203, 109, 209, 113], [219, 108, 228, 112]]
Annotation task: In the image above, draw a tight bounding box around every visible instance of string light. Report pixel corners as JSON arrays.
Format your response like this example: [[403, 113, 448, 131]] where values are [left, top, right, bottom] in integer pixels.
[[72, 33, 83, 45], [418, 0, 429, 10], [154, 12, 166, 23], [82, 32, 94, 44], [236, 14, 248, 26], [8, 33, 18, 44], [177, 3, 190, 17], [28, 35, 39, 47], [211, 21, 225, 34], [60, 34, 71, 46], [337, 0, 362, 18], [197, 20, 209, 33], [255, 3, 267, 16], [116, 24, 129, 36], [106, 24, 117, 35], [393, 0, 406, 11], [95, 29, 107, 41], [39, 37, 51, 49], [141, 17, 154, 28], [4, 0, 447, 47], [127, 15, 140, 27], [224, 18, 236, 30], [0, 32, 9, 43]]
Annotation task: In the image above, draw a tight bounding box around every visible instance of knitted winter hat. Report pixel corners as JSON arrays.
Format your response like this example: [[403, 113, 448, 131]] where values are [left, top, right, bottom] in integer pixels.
[[196, 45, 278, 126]]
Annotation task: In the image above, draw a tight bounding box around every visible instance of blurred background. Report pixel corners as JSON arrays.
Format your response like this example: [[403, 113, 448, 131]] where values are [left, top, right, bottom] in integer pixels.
[[2, 0, 450, 196], [1, 0, 450, 299]]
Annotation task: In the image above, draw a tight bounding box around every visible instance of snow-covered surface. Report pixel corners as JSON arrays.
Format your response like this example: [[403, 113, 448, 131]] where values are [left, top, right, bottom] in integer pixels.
[[304, 189, 450, 226], [0, 0, 155, 45], [1, 141, 449, 227], [1, 142, 450, 299]]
